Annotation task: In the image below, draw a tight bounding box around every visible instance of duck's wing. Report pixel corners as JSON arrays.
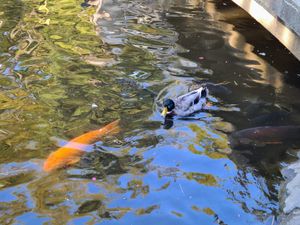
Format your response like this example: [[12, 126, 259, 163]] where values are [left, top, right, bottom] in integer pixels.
[[176, 87, 207, 111]]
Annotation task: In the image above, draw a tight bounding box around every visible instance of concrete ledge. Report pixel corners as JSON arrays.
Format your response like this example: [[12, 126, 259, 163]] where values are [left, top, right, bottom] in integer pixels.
[[231, 0, 300, 61], [256, 0, 300, 36], [279, 152, 300, 225]]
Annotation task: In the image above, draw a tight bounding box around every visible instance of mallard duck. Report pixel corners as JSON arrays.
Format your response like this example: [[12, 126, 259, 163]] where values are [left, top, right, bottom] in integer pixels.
[[161, 86, 208, 117]]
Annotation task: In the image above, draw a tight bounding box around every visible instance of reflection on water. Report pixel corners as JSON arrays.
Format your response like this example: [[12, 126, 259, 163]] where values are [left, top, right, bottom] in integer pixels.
[[0, 0, 300, 224]]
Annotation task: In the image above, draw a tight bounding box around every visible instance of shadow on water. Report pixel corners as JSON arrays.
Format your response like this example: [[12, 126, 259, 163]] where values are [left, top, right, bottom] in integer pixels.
[[0, 0, 300, 224]]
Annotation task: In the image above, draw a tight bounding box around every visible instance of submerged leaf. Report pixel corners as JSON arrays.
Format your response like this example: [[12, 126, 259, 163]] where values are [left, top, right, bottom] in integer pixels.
[[135, 205, 159, 215], [202, 207, 215, 215], [156, 181, 171, 191], [171, 210, 183, 217], [185, 172, 218, 186], [76, 200, 102, 214]]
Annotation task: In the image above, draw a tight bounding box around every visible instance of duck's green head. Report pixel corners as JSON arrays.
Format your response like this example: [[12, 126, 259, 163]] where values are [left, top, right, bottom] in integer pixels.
[[161, 99, 175, 117]]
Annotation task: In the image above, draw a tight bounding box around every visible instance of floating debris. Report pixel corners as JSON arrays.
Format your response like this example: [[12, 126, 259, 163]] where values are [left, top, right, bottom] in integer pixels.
[[91, 103, 98, 108], [83, 56, 117, 67]]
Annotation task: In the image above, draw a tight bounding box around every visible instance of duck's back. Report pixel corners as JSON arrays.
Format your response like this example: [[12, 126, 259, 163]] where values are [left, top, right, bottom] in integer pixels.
[[174, 87, 208, 116]]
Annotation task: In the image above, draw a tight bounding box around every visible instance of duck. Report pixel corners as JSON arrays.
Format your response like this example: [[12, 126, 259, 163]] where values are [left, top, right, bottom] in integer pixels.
[[161, 86, 208, 117]]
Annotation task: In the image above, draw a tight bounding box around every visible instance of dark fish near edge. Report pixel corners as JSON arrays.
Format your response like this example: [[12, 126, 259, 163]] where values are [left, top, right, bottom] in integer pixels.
[[189, 82, 232, 96], [230, 126, 300, 148]]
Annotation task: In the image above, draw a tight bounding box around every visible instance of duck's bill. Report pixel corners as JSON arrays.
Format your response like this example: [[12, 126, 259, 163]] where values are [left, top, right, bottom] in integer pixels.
[[161, 107, 168, 117]]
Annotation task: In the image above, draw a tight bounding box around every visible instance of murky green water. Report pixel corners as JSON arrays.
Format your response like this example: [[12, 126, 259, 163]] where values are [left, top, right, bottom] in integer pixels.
[[1, 0, 300, 224]]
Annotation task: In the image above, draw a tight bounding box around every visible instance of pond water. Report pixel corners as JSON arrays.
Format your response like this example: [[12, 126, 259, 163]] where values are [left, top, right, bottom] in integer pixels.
[[1, 0, 300, 224]]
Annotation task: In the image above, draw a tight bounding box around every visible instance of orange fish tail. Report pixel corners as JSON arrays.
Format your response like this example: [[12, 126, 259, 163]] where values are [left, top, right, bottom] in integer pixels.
[[71, 119, 120, 144]]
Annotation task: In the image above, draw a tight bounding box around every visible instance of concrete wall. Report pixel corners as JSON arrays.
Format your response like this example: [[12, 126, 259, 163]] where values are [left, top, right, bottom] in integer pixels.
[[255, 0, 300, 36], [231, 0, 300, 61]]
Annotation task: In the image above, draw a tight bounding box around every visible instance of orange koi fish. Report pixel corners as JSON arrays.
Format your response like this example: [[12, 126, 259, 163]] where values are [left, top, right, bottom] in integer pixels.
[[43, 119, 120, 172]]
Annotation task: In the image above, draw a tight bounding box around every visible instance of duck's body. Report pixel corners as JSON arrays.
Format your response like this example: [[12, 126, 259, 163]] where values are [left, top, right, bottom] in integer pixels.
[[162, 86, 208, 117]]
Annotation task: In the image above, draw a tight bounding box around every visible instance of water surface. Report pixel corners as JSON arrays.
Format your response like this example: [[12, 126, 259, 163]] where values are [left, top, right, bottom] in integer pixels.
[[1, 0, 300, 224]]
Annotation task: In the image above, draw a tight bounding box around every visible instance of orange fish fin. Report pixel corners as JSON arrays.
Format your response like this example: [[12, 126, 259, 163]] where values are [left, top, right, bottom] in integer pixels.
[[100, 119, 120, 134], [66, 156, 81, 166]]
